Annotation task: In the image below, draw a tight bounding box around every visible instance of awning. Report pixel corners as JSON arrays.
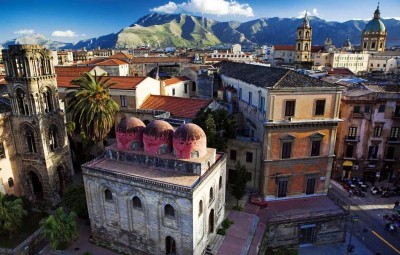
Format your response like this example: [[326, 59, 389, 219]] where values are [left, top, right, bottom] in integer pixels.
[[343, 161, 353, 167]]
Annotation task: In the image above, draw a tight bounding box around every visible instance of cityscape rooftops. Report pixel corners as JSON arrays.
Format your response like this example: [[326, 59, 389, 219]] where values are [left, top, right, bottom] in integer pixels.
[[57, 76, 146, 90]]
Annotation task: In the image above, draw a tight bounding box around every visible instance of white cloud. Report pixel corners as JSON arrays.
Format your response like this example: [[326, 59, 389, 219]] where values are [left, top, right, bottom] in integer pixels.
[[298, 8, 319, 18], [151, 0, 254, 17], [14, 29, 35, 35], [51, 30, 78, 37], [151, 1, 179, 14]]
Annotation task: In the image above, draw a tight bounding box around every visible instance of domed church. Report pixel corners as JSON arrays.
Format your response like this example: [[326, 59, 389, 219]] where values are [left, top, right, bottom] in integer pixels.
[[83, 117, 227, 255], [361, 3, 387, 53]]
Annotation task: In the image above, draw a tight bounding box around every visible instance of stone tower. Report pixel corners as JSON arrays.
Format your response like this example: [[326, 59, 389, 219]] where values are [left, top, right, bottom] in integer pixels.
[[295, 12, 312, 69], [2, 45, 73, 205], [361, 4, 387, 53]]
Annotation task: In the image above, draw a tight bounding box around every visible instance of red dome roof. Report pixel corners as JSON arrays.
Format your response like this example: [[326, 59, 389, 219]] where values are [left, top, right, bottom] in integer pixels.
[[117, 117, 145, 133], [173, 123, 206, 141], [173, 123, 207, 159], [143, 120, 174, 138], [116, 117, 146, 150]]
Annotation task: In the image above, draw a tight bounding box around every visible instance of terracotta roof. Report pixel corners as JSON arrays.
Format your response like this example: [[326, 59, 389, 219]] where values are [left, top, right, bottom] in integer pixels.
[[55, 66, 95, 76], [327, 68, 354, 76], [79, 58, 107, 66], [216, 61, 340, 89], [274, 45, 295, 51], [96, 58, 128, 66], [140, 95, 212, 119], [131, 57, 191, 64], [109, 52, 134, 59], [57, 76, 146, 90], [163, 76, 191, 86], [311, 46, 325, 53]]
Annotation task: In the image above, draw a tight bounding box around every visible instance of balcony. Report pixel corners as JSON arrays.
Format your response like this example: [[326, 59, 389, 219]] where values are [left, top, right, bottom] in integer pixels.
[[344, 135, 360, 142], [387, 137, 400, 144], [351, 111, 364, 118]]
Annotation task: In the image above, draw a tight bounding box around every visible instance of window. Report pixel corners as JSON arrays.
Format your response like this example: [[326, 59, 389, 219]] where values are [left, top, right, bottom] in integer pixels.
[[120, 96, 127, 107], [297, 43, 301, 50], [353, 105, 361, 113], [380, 42, 383, 48], [248, 92, 252, 105], [26, 129, 37, 153], [246, 152, 253, 162], [132, 196, 142, 208], [311, 140, 321, 156], [199, 200, 203, 216], [363, 42, 367, 49], [306, 177, 316, 195], [285, 100, 295, 117], [386, 146, 395, 159], [219, 176, 222, 190], [260, 96, 265, 112], [395, 106, 400, 117], [172, 88, 175, 96], [0, 142, 5, 159], [239, 88, 242, 100], [230, 150, 236, 160], [209, 187, 214, 203], [348, 127, 357, 138], [314, 100, 325, 116], [165, 204, 175, 217], [374, 125, 383, 137], [390, 127, 399, 140], [192, 82, 196, 92], [277, 179, 288, 198], [281, 142, 292, 159], [368, 145, 379, 159], [184, 83, 188, 94], [104, 189, 113, 202], [345, 144, 354, 158], [371, 42, 376, 49], [364, 105, 371, 113], [378, 104, 385, 112], [43, 89, 54, 112], [8, 178, 14, 188], [49, 126, 58, 151]]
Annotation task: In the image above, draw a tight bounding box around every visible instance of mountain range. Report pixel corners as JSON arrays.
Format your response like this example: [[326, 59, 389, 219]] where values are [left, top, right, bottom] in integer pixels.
[[2, 13, 400, 50]]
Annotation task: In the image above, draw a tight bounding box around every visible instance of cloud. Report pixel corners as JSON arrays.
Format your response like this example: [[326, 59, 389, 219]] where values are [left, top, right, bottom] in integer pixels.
[[151, 1, 179, 14], [151, 0, 254, 17], [14, 29, 35, 35], [51, 30, 78, 37], [298, 8, 319, 18]]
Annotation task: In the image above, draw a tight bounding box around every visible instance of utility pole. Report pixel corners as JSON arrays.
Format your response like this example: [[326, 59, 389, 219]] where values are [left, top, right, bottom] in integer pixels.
[[347, 215, 359, 254]]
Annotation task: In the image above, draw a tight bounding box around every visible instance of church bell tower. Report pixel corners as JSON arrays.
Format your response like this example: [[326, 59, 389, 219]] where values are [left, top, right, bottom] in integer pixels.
[[2, 45, 73, 205], [295, 12, 312, 70]]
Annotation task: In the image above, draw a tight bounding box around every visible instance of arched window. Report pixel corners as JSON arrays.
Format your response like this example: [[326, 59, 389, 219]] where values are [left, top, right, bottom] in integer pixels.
[[16, 88, 28, 115], [298, 31, 301, 37], [297, 43, 301, 51], [209, 187, 214, 203], [305, 43, 309, 51], [104, 189, 113, 202], [199, 200, 203, 216], [49, 125, 58, 151], [25, 127, 37, 153], [305, 31, 309, 38], [8, 178, 14, 188], [219, 176, 223, 190], [43, 88, 54, 112], [165, 204, 175, 218], [133, 196, 142, 208]]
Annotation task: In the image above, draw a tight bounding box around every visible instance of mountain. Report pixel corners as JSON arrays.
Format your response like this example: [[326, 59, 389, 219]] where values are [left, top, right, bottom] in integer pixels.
[[2, 14, 400, 50], [2, 33, 73, 50]]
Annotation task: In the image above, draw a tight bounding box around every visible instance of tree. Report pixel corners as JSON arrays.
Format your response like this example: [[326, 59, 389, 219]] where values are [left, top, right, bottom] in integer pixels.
[[65, 72, 119, 156], [0, 192, 28, 236], [40, 207, 78, 250], [193, 108, 235, 151], [63, 186, 88, 219], [231, 161, 249, 209]]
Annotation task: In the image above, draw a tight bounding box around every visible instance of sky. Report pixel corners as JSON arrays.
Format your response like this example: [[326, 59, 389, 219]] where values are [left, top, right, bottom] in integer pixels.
[[1, 0, 399, 43]]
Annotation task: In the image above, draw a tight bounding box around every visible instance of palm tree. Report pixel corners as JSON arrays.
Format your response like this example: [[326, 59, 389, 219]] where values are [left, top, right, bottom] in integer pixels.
[[0, 193, 28, 235], [40, 207, 78, 250], [65, 72, 119, 156]]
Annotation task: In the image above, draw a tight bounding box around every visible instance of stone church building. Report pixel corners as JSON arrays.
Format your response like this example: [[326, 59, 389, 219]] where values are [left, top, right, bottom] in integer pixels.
[[83, 118, 227, 255], [0, 45, 73, 205]]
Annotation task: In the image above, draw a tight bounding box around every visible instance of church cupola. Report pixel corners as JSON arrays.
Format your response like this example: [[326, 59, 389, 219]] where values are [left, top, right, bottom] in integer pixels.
[[361, 3, 387, 53]]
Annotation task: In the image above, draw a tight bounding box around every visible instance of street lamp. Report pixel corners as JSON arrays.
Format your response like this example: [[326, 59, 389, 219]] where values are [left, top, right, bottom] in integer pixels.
[[347, 215, 359, 254]]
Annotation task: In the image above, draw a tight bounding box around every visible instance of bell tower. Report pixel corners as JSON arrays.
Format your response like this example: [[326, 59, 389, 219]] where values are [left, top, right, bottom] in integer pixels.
[[295, 12, 312, 70], [2, 45, 73, 206]]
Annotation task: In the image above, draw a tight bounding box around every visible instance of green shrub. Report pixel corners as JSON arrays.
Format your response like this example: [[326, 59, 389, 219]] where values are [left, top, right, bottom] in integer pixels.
[[217, 228, 226, 235], [222, 218, 234, 229], [63, 185, 88, 218]]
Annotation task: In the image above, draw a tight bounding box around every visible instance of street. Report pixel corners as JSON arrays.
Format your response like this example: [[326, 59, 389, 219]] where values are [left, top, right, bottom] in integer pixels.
[[329, 180, 400, 255]]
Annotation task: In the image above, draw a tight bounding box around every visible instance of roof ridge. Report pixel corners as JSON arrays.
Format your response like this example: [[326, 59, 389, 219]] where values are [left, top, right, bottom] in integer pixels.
[[272, 69, 291, 88]]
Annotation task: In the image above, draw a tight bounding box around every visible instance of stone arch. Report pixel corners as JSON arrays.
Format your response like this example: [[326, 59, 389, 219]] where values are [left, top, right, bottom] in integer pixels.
[[48, 124, 59, 151], [15, 87, 28, 115], [159, 196, 181, 223], [41, 86, 55, 112], [208, 209, 215, 234], [128, 190, 147, 211], [25, 167, 44, 201], [165, 236, 177, 255], [305, 31, 310, 38], [20, 123, 38, 153]]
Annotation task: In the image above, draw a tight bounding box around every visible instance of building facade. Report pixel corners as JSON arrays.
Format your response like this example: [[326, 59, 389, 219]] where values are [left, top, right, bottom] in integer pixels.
[[83, 119, 226, 255], [1, 45, 73, 205]]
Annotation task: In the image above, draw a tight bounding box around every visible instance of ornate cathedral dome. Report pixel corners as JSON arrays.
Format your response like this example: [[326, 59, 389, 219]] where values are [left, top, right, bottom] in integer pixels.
[[143, 120, 174, 154], [343, 37, 352, 48], [364, 5, 386, 33], [173, 123, 207, 159], [116, 117, 146, 150]]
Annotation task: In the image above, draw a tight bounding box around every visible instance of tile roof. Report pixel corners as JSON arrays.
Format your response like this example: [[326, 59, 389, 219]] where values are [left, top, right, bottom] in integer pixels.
[[311, 46, 325, 53], [140, 95, 212, 119], [57, 76, 146, 90], [79, 58, 107, 66], [96, 58, 128, 66], [216, 61, 340, 89], [163, 76, 191, 86], [55, 66, 95, 77], [327, 68, 354, 76], [365, 84, 400, 93], [109, 52, 134, 59], [274, 45, 295, 51], [131, 57, 192, 64]]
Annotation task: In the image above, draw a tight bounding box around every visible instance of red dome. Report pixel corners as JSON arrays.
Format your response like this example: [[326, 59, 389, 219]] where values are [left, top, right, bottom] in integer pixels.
[[116, 117, 145, 150], [143, 120, 174, 154], [173, 123, 207, 159]]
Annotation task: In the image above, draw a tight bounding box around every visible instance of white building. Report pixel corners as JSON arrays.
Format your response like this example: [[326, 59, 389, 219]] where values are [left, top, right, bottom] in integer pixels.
[[162, 76, 192, 98]]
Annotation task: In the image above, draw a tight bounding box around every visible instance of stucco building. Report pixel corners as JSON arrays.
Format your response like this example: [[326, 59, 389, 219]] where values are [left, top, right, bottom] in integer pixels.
[[83, 118, 226, 255]]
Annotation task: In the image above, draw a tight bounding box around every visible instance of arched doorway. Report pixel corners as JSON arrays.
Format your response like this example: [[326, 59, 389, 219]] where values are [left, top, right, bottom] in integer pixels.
[[56, 166, 65, 196], [165, 236, 176, 255], [29, 171, 43, 200], [209, 209, 214, 234]]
